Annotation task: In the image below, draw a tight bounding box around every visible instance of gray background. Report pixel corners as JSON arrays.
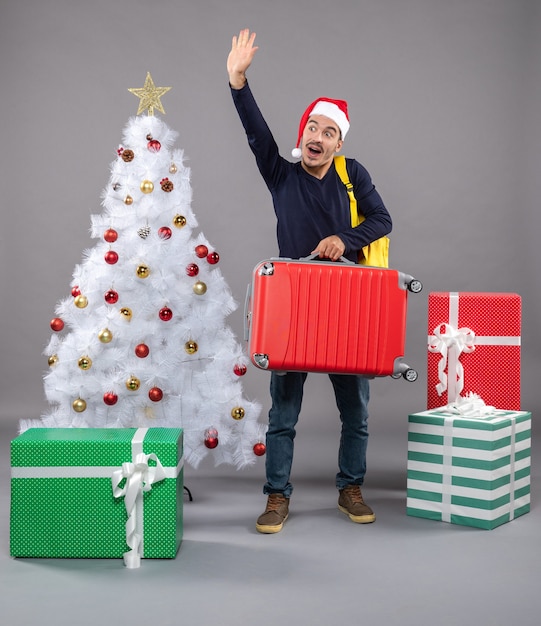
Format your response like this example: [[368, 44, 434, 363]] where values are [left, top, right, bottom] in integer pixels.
[[1, 0, 539, 438], [0, 2, 540, 624]]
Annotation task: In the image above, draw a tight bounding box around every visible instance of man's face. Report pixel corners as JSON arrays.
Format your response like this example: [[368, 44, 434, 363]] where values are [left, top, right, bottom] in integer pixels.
[[301, 115, 343, 169]]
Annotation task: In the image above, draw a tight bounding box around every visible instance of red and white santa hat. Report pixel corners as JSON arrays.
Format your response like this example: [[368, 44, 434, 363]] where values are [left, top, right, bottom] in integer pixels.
[[291, 97, 350, 158]]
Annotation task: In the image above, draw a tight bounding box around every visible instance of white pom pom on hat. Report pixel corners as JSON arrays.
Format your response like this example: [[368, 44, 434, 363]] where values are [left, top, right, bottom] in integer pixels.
[[291, 97, 350, 158]]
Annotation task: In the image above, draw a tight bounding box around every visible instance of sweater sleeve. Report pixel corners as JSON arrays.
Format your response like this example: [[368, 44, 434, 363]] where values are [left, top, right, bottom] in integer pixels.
[[230, 82, 288, 191]]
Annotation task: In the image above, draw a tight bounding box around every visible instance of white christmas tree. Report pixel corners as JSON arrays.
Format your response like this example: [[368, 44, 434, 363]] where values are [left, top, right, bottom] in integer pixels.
[[22, 73, 265, 469]]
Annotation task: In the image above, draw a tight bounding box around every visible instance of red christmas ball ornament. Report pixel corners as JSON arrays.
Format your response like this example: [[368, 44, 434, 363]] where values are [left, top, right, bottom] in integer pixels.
[[233, 363, 247, 376], [206, 251, 220, 265], [104, 229, 118, 243], [159, 306, 173, 321], [204, 428, 219, 449], [158, 226, 172, 240], [71, 285, 81, 297], [195, 244, 208, 258], [147, 139, 161, 153], [253, 442, 266, 457], [135, 343, 150, 358], [103, 392, 118, 406], [104, 250, 119, 265], [104, 289, 119, 304], [186, 263, 199, 277], [148, 387, 163, 402], [50, 317, 64, 332]]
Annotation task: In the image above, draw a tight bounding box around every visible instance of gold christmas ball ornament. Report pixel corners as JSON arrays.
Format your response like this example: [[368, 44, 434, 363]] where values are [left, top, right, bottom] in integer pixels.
[[120, 307, 133, 321], [136, 264, 150, 278], [140, 179, 154, 194], [169, 162, 178, 174], [124, 194, 134, 205], [126, 376, 141, 391], [173, 214, 187, 228], [78, 356, 92, 370], [98, 328, 113, 343], [72, 398, 87, 413], [184, 340, 198, 354], [193, 281, 207, 296], [74, 295, 88, 309], [231, 406, 246, 421], [48, 354, 59, 367]]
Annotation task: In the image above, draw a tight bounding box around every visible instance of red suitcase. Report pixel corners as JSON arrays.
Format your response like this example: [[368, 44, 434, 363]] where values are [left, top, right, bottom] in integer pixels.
[[245, 257, 421, 379]]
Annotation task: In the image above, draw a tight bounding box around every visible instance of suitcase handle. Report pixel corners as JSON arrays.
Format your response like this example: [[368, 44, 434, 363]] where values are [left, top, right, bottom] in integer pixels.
[[301, 253, 355, 264]]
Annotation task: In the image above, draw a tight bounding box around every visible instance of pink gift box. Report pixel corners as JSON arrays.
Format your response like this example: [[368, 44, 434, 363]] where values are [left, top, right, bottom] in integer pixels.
[[427, 292, 521, 410]]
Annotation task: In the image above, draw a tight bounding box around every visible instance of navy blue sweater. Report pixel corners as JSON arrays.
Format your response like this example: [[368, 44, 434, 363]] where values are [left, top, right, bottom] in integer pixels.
[[231, 83, 392, 264]]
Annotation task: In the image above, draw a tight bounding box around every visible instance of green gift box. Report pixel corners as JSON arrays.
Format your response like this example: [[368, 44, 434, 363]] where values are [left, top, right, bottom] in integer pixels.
[[407, 409, 531, 529], [10, 427, 183, 566]]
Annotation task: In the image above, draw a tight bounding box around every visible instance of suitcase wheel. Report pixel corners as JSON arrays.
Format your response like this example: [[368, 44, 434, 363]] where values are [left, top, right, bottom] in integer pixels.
[[407, 279, 423, 293], [391, 367, 418, 382], [403, 368, 418, 382]]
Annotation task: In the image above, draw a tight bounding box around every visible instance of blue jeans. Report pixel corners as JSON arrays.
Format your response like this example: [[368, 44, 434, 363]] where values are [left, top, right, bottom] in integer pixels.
[[264, 371, 370, 497]]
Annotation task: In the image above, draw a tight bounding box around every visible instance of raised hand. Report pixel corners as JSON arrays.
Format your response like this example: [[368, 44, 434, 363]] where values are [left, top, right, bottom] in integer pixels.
[[227, 29, 259, 89]]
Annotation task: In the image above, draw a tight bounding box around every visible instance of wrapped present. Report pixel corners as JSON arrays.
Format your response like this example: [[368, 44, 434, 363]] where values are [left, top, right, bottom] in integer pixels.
[[406, 407, 531, 529], [10, 427, 183, 567], [427, 292, 521, 410]]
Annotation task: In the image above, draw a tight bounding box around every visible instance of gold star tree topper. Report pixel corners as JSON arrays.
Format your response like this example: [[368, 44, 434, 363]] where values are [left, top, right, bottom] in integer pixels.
[[128, 72, 172, 116]]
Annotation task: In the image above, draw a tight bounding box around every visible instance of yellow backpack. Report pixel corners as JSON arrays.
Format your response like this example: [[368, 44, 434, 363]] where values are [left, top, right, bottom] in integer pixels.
[[334, 155, 390, 268]]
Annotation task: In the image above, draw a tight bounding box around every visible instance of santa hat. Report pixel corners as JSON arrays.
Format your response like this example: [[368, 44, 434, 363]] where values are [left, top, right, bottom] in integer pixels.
[[291, 97, 350, 158]]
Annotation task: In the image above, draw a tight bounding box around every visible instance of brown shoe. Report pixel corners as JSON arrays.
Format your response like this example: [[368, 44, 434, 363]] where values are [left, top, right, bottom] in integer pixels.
[[256, 494, 289, 534], [338, 485, 375, 524]]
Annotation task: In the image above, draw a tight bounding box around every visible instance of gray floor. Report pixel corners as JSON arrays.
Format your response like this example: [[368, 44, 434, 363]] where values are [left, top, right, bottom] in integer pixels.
[[1, 415, 539, 626]]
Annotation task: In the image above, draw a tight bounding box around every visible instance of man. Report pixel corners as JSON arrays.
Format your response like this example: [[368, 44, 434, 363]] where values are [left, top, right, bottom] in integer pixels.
[[228, 29, 392, 533]]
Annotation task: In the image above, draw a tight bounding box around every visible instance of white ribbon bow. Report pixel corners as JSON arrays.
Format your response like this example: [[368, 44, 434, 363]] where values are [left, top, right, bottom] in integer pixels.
[[111, 452, 167, 569], [428, 323, 476, 397], [445, 392, 496, 417]]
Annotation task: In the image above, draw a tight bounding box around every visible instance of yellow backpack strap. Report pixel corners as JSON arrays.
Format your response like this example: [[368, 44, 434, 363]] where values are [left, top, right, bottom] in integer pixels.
[[334, 155, 363, 228], [333, 155, 389, 268]]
